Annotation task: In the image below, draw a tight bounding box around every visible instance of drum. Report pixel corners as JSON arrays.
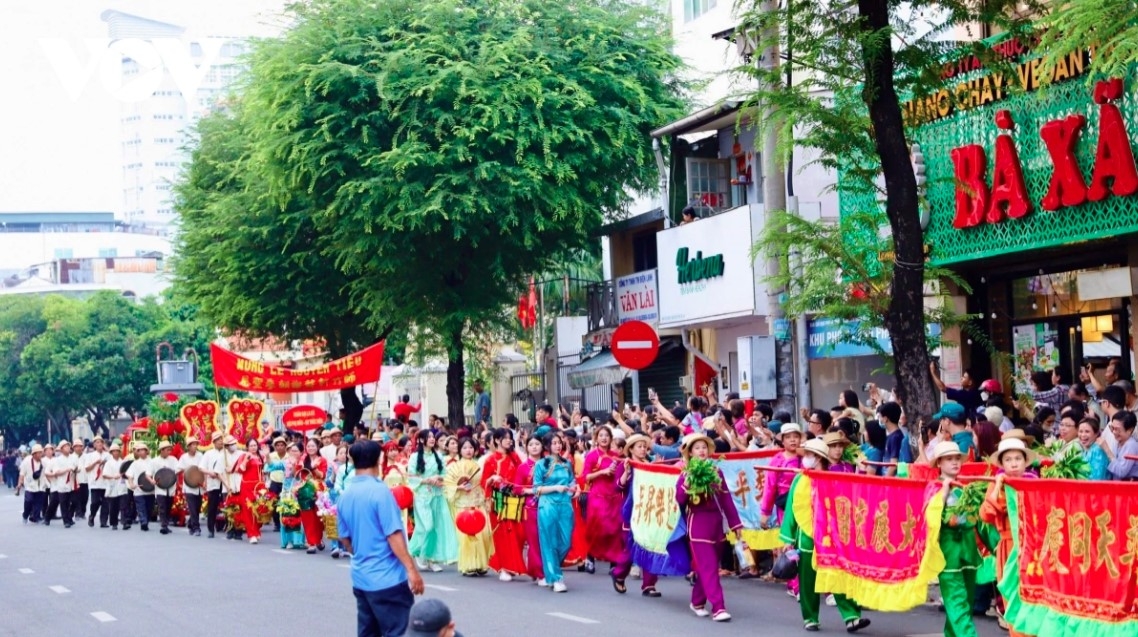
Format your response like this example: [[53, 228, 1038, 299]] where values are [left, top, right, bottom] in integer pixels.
[[184, 465, 205, 489], [138, 473, 155, 493], [154, 467, 177, 490], [495, 494, 525, 522]]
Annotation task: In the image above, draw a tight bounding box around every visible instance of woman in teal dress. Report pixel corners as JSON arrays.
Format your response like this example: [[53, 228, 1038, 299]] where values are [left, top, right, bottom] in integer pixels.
[[408, 429, 458, 570], [267, 443, 306, 550], [328, 445, 353, 558], [532, 431, 578, 593]]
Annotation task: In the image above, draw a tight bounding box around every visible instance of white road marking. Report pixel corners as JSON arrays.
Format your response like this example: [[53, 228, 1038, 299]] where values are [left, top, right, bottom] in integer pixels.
[[91, 612, 117, 623], [49, 585, 71, 594], [424, 584, 457, 592], [272, 549, 295, 555], [18, 568, 34, 574], [338, 564, 351, 569], [0, 554, 7, 559], [615, 340, 653, 349], [547, 612, 599, 624]]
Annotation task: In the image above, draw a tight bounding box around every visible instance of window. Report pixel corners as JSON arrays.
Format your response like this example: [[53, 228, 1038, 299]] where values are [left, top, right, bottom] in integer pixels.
[[98, 248, 118, 258], [54, 248, 73, 259], [686, 158, 733, 215], [684, 0, 716, 22], [632, 231, 658, 272]]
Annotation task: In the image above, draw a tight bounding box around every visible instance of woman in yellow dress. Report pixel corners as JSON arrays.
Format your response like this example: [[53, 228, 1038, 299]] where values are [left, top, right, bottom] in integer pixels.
[[444, 437, 493, 576]]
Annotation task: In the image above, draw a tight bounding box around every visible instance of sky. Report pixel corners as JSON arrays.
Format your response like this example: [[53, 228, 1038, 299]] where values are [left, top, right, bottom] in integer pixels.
[[0, 1, 289, 215]]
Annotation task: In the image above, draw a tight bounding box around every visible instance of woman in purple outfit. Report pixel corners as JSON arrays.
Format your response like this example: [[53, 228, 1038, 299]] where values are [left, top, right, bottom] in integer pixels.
[[612, 434, 661, 597], [676, 433, 744, 622]]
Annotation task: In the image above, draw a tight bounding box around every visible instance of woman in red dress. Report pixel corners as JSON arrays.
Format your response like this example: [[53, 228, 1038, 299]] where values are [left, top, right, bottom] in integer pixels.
[[234, 437, 265, 544], [297, 438, 329, 554], [482, 428, 526, 580], [582, 426, 625, 576], [514, 435, 545, 583]]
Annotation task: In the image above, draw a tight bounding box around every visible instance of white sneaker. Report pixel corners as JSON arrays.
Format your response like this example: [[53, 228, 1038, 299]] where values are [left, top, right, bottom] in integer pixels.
[[552, 581, 567, 593], [630, 565, 642, 579], [690, 604, 710, 618], [712, 610, 731, 622], [249, 537, 259, 545], [415, 558, 428, 570], [499, 572, 513, 582], [825, 594, 836, 606], [429, 562, 443, 573], [536, 578, 549, 587]]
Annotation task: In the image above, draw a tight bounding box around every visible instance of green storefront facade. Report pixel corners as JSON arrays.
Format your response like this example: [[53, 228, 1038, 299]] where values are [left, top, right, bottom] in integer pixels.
[[842, 38, 1138, 392]]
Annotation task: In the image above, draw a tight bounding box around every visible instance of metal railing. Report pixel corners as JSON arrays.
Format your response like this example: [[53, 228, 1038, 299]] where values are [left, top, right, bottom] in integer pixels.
[[586, 280, 620, 333]]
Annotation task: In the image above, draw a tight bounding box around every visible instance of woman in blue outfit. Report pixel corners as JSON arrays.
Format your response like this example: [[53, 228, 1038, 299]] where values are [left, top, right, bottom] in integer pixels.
[[407, 428, 458, 570], [532, 431, 578, 593], [267, 443, 306, 550]]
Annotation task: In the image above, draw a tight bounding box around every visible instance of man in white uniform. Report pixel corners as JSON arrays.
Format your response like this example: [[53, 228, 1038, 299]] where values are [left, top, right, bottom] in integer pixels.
[[45, 440, 78, 527], [124, 442, 154, 532], [17, 444, 47, 524], [73, 439, 90, 521], [320, 429, 337, 462], [202, 431, 226, 538], [84, 437, 110, 527], [153, 441, 179, 535], [179, 436, 205, 536], [102, 442, 128, 529]]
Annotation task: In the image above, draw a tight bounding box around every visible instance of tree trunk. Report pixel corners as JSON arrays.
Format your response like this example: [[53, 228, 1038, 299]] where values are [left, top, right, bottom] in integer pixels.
[[445, 325, 466, 430], [340, 388, 363, 431], [858, 0, 938, 437]]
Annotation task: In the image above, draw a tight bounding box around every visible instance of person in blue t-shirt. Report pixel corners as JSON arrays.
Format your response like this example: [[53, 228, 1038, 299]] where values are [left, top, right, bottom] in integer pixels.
[[338, 440, 425, 637], [933, 403, 975, 458]]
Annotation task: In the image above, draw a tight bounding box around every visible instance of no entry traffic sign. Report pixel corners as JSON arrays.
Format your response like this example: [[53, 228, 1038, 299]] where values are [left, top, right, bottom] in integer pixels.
[[611, 320, 660, 370]]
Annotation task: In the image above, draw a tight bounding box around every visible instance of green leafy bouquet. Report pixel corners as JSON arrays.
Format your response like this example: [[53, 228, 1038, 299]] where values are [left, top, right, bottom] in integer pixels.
[[684, 457, 722, 505]]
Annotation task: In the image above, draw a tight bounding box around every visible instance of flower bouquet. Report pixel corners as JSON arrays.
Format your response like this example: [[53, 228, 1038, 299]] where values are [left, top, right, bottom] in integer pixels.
[[295, 480, 318, 511], [316, 491, 339, 540], [252, 488, 278, 525], [683, 456, 722, 505], [222, 495, 244, 531], [277, 497, 301, 530]]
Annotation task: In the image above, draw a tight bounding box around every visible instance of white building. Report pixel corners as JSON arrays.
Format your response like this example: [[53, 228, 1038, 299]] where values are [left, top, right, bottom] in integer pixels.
[[101, 10, 248, 233]]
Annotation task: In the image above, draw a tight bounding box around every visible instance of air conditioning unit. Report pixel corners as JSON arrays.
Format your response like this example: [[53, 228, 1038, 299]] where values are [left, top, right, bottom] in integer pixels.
[[678, 375, 692, 390]]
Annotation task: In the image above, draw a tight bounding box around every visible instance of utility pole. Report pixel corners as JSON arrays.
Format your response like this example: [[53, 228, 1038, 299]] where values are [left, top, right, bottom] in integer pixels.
[[757, 0, 795, 414]]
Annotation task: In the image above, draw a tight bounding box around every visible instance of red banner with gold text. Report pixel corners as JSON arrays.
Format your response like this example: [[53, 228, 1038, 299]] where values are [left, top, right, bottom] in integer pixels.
[[209, 342, 385, 391], [1002, 478, 1138, 637]]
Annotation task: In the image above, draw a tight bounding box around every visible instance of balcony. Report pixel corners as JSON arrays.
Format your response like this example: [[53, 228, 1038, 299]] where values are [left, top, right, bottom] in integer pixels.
[[586, 279, 619, 333]]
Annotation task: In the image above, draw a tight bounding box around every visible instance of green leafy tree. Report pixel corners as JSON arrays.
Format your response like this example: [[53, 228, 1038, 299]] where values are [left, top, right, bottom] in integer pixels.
[[734, 0, 1038, 433], [1038, 0, 1137, 79], [182, 0, 685, 426]]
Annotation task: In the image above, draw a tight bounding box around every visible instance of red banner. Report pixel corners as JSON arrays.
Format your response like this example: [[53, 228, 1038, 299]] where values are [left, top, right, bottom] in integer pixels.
[[810, 472, 946, 611], [209, 341, 385, 391], [282, 405, 328, 433], [1004, 477, 1138, 633]]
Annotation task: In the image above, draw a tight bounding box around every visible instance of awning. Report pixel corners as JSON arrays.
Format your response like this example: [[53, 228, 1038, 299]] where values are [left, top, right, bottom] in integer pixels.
[[567, 350, 627, 390], [651, 101, 746, 138]]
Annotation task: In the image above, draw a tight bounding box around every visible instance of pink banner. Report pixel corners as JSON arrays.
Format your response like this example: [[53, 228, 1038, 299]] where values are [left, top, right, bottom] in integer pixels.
[[810, 471, 945, 611]]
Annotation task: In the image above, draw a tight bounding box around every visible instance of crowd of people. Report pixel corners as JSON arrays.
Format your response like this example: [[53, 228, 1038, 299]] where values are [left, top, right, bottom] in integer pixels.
[[10, 358, 1138, 634]]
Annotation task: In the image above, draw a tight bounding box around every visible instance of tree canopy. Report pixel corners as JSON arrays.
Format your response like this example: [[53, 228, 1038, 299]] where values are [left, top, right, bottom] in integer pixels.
[[175, 0, 686, 426]]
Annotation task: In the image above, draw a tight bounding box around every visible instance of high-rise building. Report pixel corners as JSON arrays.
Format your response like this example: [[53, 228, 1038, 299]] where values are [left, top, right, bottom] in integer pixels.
[[101, 10, 247, 234]]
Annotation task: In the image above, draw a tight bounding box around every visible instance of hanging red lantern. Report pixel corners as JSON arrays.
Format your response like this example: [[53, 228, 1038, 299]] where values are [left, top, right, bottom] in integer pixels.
[[391, 485, 414, 511], [156, 422, 174, 438], [455, 508, 486, 536], [172, 420, 186, 434]]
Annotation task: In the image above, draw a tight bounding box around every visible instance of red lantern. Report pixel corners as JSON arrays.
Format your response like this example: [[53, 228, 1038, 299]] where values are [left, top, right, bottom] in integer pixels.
[[455, 508, 486, 536], [156, 422, 174, 438], [164, 392, 179, 403], [391, 485, 414, 511], [172, 420, 186, 434]]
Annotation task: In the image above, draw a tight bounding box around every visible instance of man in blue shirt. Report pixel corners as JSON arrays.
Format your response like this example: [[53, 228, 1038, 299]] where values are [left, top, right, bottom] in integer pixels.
[[651, 425, 682, 460], [933, 402, 975, 458], [338, 440, 425, 637], [472, 380, 491, 425]]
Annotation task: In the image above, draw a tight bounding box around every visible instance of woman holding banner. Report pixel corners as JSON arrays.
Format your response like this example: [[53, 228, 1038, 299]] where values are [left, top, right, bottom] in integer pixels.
[[613, 434, 660, 597], [582, 426, 626, 575], [780, 439, 871, 633], [676, 433, 743, 622]]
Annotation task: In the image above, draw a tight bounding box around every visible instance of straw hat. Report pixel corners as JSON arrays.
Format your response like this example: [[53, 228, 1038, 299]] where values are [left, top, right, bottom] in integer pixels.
[[680, 433, 714, 459], [223, 435, 238, 446], [211, 431, 224, 442], [109, 442, 122, 451], [1001, 428, 1036, 446], [778, 423, 804, 438], [58, 440, 72, 449], [931, 440, 963, 463], [272, 436, 287, 445], [801, 438, 830, 463], [72, 439, 84, 447], [822, 431, 850, 447], [133, 441, 150, 452], [990, 438, 1038, 467], [185, 436, 200, 446], [624, 434, 652, 457], [157, 441, 173, 451], [30, 444, 44, 454]]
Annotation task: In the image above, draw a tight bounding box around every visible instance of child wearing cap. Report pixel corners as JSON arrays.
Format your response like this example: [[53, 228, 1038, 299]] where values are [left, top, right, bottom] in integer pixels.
[[931, 440, 981, 637], [781, 439, 871, 633], [978, 439, 1038, 637]]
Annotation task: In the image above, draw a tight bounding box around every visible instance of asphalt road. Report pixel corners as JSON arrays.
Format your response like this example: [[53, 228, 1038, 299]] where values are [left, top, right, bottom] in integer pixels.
[[0, 490, 1006, 637]]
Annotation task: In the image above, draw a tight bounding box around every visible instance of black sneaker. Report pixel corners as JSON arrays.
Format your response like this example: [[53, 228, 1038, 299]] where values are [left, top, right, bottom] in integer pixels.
[[88, 518, 95, 527], [141, 524, 149, 532], [160, 528, 170, 535]]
